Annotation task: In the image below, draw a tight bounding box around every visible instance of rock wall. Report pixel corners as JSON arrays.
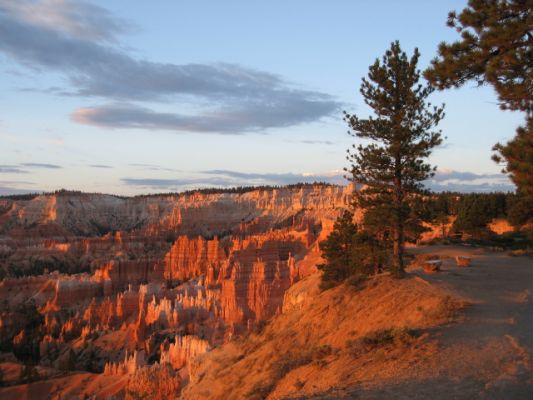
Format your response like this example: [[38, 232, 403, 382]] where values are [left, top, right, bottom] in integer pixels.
[[0, 185, 351, 237]]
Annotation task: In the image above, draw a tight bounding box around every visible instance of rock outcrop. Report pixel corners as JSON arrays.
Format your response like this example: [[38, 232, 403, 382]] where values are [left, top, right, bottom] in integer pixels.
[[104, 350, 146, 375], [160, 335, 210, 370]]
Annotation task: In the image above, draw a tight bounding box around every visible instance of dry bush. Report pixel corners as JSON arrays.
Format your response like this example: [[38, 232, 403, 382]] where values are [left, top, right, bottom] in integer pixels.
[[270, 344, 334, 383], [246, 352, 314, 399], [272, 352, 312, 381], [253, 320, 268, 335], [345, 328, 417, 357], [422, 295, 464, 323], [124, 363, 181, 400], [246, 381, 275, 400]]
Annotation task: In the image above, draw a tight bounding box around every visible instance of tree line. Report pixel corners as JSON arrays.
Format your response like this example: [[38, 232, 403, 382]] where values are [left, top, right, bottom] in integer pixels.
[[0, 182, 337, 201]]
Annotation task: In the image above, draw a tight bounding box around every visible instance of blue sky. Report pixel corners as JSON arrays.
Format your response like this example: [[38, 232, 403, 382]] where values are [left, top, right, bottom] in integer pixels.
[[0, 0, 523, 195]]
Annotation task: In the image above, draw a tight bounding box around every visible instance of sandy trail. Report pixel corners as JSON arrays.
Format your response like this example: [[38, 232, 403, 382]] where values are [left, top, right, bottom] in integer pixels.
[[356, 246, 533, 400], [412, 246, 533, 358]]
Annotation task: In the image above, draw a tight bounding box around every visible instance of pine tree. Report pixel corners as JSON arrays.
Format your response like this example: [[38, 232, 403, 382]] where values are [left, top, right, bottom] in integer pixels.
[[492, 119, 533, 198], [453, 194, 493, 237], [318, 210, 387, 290], [425, 0, 533, 196], [345, 41, 444, 277], [318, 211, 359, 288]]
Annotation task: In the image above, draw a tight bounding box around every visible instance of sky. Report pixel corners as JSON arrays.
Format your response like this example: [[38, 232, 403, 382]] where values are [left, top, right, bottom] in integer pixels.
[[0, 0, 525, 196]]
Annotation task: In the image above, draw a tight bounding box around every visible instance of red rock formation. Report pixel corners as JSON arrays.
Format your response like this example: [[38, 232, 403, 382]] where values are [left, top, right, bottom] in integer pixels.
[[116, 287, 140, 320], [53, 276, 105, 307], [104, 350, 146, 375], [98, 259, 164, 291], [159, 335, 209, 370], [164, 236, 224, 281], [134, 308, 146, 344]]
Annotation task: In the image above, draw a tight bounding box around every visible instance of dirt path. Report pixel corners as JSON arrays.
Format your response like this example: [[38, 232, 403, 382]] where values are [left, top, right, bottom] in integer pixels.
[[394, 246, 533, 399], [411, 246, 533, 363]]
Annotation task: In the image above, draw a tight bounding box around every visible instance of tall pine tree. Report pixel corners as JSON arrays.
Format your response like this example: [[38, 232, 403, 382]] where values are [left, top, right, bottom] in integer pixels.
[[345, 41, 444, 277], [425, 0, 533, 197]]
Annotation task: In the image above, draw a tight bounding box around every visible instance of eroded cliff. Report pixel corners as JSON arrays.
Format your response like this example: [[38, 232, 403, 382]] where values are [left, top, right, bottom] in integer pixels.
[[0, 184, 351, 397]]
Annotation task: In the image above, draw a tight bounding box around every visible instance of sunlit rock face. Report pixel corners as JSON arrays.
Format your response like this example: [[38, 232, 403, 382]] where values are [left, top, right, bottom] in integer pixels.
[[160, 335, 210, 370], [0, 185, 352, 394]]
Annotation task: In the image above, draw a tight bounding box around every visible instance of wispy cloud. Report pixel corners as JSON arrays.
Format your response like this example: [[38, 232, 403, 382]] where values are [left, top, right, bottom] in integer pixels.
[[202, 169, 344, 184], [72, 95, 337, 133], [0, 179, 35, 185], [0, 1, 340, 134], [426, 169, 514, 192], [0, 186, 37, 196], [0, 163, 62, 172], [128, 163, 178, 172], [21, 162, 62, 169], [431, 169, 504, 182], [122, 169, 346, 191], [0, 178, 38, 196], [301, 140, 335, 145], [89, 164, 113, 169], [285, 139, 336, 145], [0, 165, 28, 174], [427, 182, 515, 192], [0, 0, 133, 42], [121, 169, 515, 193], [121, 177, 233, 190]]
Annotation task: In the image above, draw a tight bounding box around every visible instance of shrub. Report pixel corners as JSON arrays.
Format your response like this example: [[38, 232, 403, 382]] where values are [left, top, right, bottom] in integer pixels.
[[272, 352, 312, 381], [251, 320, 268, 336], [246, 381, 275, 400], [346, 328, 416, 357]]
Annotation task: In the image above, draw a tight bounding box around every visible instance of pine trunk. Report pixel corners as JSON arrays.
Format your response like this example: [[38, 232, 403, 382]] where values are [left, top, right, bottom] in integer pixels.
[[393, 162, 405, 278], [392, 226, 404, 277]]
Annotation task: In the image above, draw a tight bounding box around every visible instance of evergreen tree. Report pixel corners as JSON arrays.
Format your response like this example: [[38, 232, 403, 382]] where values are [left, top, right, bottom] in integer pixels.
[[345, 41, 444, 277], [453, 194, 493, 236], [318, 210, 386, 290], [425, 0, 533, 196], [493, 119, 533, 199], [318, 211, 358, 288], [506, 193, 533, 226]]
